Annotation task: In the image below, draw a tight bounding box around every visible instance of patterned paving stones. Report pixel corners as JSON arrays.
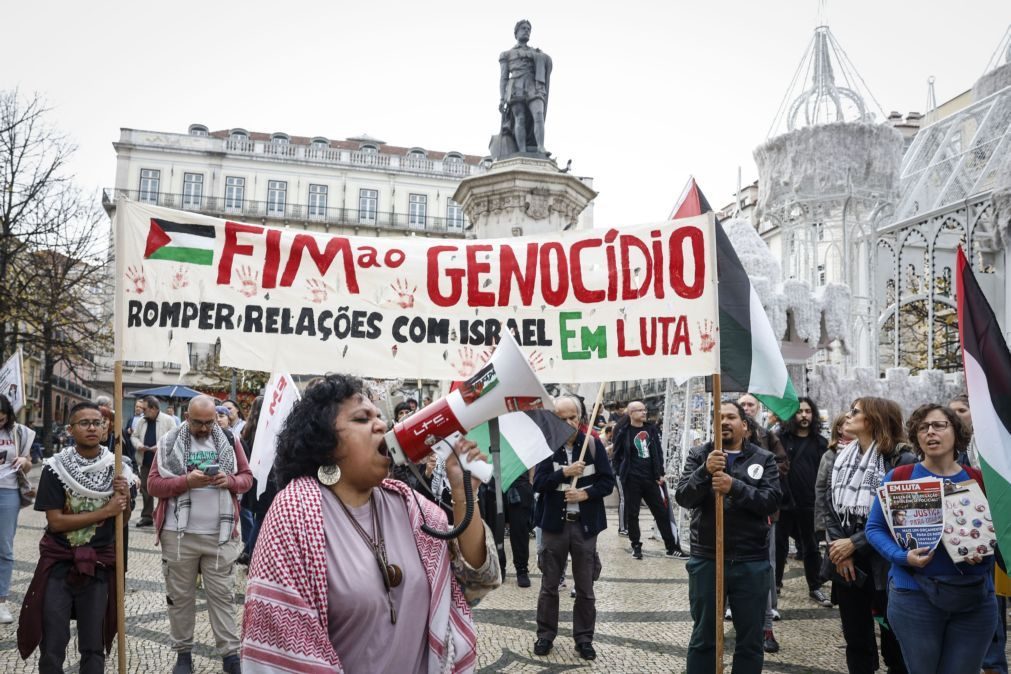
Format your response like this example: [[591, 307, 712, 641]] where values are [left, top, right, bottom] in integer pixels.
[[2, 495, 1007, 672]]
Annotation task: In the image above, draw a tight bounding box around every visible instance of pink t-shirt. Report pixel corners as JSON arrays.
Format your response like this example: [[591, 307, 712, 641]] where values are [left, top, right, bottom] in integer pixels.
[[320, 484, 431, 673]]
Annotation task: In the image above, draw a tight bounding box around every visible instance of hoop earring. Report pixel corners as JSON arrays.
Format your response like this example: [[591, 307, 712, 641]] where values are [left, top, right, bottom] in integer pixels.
[[318, 464, 341, 486]]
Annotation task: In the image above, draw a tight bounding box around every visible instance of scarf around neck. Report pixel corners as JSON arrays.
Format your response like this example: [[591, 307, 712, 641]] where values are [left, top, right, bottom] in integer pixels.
[[46, 446, 120, 500], [831, 438, 885, 523], [157, 423, 236, 545]]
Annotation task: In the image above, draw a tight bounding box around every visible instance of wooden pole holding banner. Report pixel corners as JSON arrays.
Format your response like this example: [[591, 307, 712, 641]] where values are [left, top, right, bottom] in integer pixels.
[[712, 373, 724, 674], [113, 361, 127, 674], [570, 382, 607, 488]]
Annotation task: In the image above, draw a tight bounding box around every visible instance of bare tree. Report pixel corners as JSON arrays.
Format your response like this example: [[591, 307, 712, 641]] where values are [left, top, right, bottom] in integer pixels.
[[0, 89, 76, 360], [14, 192, 112, 451]]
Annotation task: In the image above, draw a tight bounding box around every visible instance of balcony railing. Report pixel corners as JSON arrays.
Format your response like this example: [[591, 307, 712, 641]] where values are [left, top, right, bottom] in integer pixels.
[[104, 189, 469, 233]]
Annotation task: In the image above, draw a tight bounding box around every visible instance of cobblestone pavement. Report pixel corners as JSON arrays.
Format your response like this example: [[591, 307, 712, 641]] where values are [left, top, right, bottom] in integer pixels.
[[2, 493, 1008, 672]]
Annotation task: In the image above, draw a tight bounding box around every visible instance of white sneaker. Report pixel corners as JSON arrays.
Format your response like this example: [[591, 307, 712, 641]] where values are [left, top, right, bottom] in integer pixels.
[[724, 607, 732, 620], [771, 608, 781, 621], [0, 603, 13, 624]]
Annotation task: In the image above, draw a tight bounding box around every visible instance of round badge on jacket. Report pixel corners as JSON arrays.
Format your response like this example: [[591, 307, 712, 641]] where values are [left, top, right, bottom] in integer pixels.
[[747, 463, 764, 480]]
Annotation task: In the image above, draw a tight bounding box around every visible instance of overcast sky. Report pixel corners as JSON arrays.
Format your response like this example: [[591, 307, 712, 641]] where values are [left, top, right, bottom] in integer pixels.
[[4, 1, 1009, 227]]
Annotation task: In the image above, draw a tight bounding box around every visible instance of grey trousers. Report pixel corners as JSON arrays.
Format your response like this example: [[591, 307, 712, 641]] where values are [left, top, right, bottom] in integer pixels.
[[536, 521, 599, 645], [161, 532, 242, 657]]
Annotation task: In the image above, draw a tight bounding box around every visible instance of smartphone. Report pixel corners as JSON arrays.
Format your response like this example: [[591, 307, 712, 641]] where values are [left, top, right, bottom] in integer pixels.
[[204, 464, 220, 476]]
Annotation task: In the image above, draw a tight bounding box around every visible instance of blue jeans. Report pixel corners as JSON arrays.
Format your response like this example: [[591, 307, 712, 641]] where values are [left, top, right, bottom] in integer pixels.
[[983, 595, 1008, 673], [687, 557, 770, 674], [0, 487, 23, 599], [888, 581, 996, 674]]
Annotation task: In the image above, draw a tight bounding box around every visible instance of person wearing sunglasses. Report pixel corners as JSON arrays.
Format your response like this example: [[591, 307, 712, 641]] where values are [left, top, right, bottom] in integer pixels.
[[823, 397, 915, 674], [865, 404, 997, 674]]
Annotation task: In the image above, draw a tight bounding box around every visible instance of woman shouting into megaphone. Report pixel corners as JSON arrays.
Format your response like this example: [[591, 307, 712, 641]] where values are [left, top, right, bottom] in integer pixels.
[[241, 374, 501, 673]]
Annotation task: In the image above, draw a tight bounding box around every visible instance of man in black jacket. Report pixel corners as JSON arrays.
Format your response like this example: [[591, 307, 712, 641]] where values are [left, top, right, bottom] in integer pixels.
[[776, 397, 832, 607], [533, 396, 615, 662], [676, 401, 782, 674], [612, 401, 683, 559]]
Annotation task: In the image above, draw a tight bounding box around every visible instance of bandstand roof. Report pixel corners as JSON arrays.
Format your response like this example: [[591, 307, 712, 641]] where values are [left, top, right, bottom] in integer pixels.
[[891, 77, 1011, 226]]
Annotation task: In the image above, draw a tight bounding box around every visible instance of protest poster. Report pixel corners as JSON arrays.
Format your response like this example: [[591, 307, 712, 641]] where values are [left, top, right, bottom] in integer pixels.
[[0, 349, 25, 413], [113, 200, 719, 383], [884, 479, 944, 551], [249, 372, 300, 499], [941, 479, 997, 560]]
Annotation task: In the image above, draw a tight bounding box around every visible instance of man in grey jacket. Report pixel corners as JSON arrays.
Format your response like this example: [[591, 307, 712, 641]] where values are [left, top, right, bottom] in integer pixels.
[[130, 396, 175, 526]]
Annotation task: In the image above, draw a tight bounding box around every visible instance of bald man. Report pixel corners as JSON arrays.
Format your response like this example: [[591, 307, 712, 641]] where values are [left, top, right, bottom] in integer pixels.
[[147, 395, 252, 674], [532, 396, 615, 661]]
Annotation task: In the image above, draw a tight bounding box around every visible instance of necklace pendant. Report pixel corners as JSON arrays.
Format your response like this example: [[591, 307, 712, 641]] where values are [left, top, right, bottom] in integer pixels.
[[386, 563, 403, 588], [390, 603, 398, 624]]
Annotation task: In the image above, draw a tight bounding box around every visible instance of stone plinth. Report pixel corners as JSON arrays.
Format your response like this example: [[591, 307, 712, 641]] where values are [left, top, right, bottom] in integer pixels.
[[453, 156, 597, 238]]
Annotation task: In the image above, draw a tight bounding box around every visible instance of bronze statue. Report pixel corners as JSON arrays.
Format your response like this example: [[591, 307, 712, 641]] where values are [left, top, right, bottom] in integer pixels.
[[491, 20, 552, 160]]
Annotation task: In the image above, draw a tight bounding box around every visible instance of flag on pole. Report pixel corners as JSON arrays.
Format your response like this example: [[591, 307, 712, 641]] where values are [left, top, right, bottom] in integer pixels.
[[467, 409, 576, 492], [956, 246, 1011, 559], [0, 348, 26, 414], [249, 372, 301, 498], [671, 178, 799, 420]]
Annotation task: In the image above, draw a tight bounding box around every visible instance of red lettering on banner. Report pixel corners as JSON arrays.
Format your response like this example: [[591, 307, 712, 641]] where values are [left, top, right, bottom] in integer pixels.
[[268, 376, 288, 415], [217, 221, 263, 285], [466, 245, 495, 307], [539, 242, 569, 306], [570, 239, 605, 303], [617, 318, 638, 357], [428, 246, 463, 307], [669, 227, 705, 299], [262, 228, 282, 288], [498, 243, 537, 306], [620, 235, 653, 300], [280, 234, 359, 292]]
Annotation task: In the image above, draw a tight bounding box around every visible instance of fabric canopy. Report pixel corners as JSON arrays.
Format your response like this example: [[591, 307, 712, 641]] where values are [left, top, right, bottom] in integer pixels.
[[130, 385, 205, 399]]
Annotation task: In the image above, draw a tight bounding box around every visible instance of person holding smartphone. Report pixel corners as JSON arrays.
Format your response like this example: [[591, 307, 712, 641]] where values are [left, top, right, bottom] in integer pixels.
[[147, 395, 252, 674]]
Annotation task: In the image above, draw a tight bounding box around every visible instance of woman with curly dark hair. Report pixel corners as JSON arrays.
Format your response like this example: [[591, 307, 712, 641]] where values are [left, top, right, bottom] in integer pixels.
[[241, 374, 500, 673], [823, 397, 914, 674], [865, 404, 996, 673]]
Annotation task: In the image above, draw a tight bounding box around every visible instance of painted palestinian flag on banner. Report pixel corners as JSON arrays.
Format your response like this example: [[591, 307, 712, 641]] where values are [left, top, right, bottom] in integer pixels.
[[956, 246, 1011, 560], [671, 178, 799, 420], [144, 218, 216, 265], [468, 409, 576, 492]]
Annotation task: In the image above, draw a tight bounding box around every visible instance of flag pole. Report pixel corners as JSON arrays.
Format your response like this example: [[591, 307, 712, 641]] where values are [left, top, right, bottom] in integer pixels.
[[113, 361, 127, 674], [489, 417, 507, 575], [571, 381, 607, 488], [712, 373, 724, 673]]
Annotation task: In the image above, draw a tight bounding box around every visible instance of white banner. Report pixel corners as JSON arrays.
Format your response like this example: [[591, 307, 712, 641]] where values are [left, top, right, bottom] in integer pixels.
[[114, 200, 719, 382], [0, 349, 25, 413], [249, 372, 300, 498]]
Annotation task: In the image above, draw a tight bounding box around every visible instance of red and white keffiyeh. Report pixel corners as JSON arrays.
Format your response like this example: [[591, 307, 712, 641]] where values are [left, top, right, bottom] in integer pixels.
[[241, 476, 478, 673]]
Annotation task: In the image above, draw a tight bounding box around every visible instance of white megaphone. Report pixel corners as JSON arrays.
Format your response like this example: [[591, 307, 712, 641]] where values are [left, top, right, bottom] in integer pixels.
[[384, 331, 553, 483]]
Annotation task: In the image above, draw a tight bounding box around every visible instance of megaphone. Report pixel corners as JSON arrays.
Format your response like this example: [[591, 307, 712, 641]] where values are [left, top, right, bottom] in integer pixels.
[[384, 331, 553, 483]]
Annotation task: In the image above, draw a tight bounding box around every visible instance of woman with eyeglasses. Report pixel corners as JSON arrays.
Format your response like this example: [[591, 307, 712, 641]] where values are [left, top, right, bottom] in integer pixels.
[[822, 397, 914, 674], [864, 404, 996, 673]]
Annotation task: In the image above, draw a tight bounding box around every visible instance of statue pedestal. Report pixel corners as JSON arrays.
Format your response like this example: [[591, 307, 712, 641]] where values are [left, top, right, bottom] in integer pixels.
[[453, 156, 597, 238]]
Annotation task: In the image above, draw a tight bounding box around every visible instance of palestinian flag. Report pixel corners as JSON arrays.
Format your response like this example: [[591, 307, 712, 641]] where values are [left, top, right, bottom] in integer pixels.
[[468, 409, 576, 491], [671, 178, 799, 420], [144, 218, 216, 265], [956, 246, 1011, 559]]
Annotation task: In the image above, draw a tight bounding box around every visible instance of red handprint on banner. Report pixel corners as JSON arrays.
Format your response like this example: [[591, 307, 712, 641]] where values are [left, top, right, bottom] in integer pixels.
[[450, 347, 479, 377], [698, 319, 718, 353], [171, 266, 189, 289], [527, 350, 546, 372], [391, 279, 417, 309], [305, 278, 328, 304], [125, 266, 147, 294], [236, 266, 259, 298]]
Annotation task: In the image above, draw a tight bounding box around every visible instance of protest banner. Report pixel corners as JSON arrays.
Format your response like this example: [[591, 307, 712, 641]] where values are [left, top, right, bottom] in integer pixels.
[[884, 479, 944, 551], [249, 372, 301, 498], [0, 349, 25, 413], [113, 200, 720, 383]]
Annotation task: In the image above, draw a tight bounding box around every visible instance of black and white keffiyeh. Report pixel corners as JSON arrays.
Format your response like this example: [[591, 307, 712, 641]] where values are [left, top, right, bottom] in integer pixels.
[[830, 439, 885, 524], [46, 445, 133, 500], [157, 423, 236, 545]]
